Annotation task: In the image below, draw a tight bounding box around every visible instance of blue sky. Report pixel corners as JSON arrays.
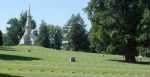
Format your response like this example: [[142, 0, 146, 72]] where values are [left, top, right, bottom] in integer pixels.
[[0, 0, 91, 33]]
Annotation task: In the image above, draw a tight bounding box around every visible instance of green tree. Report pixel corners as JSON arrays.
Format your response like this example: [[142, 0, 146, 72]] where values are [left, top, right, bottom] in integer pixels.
[[0, 30, 3, 46], [85, 0, 149, 62], [48, 25, 62, 49], [6, 11, 36, 45], [2, 34, 9, 46], [36, 20, 50, 48], [136, 0, 150, 56], [66, 14, 89, 51], [7, 18, 20, 45]]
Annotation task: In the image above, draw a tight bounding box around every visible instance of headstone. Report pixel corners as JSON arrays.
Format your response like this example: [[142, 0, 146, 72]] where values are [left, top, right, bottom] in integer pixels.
[[70, 57, 76, 62], [28, 49, 31, 52], [123, 56, 125, 59], [137, 55, 142, 62]]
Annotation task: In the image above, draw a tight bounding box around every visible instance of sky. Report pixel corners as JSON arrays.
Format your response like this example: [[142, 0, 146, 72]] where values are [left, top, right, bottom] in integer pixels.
[[0, 0, 91, 33]]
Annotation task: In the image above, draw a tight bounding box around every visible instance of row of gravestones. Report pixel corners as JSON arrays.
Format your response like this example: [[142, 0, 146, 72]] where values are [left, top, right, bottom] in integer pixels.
[[26, 48, 76, 62], [26, 49, 105, 63], [7, 68, 143, 76], [69, 55, 105, 62], [25, 49, 76, 62]]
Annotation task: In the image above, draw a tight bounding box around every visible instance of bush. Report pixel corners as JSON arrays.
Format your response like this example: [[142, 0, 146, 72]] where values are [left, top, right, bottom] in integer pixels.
[[62, 44, 70, 50], [146, 49, 150, 57], [136, 47, 150, 58]]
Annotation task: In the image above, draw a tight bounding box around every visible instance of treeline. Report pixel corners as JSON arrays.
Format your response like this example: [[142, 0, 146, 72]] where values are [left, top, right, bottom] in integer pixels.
[[35, 20, 62, 49], [1, 11, 62, 49], [0, 11, 89, 51]]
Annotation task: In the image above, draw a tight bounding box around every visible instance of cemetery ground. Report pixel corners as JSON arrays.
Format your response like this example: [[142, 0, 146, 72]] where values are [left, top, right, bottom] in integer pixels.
[[0, 46, 149, 77]]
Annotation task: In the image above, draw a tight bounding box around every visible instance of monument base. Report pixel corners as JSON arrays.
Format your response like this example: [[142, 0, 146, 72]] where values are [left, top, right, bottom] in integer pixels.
[[19, 38, 32, 45]]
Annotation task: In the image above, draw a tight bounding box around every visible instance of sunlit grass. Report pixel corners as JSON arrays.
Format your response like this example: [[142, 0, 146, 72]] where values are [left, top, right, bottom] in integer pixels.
[[0, 46, 149, 76]]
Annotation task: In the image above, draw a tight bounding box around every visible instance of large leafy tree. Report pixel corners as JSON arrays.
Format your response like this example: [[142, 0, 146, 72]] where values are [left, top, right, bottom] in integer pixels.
[[6, 11, 36, 45], [0, 30, 3, 46], [48, 25, 62, 49], [85, 0, 149, 62], [7, 18, 21, 45], [65, 14, 89, 51], [136, 0, 150, 56], [36, 20, 50, 48]]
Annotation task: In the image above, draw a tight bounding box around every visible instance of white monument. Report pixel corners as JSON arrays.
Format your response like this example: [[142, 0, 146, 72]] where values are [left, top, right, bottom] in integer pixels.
[[19, 6, 32, 45]]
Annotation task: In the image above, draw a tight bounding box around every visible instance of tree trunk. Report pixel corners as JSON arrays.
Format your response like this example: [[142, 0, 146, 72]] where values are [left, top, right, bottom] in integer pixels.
[[125, 39, 138, 63], [125, 52, 136, 63]]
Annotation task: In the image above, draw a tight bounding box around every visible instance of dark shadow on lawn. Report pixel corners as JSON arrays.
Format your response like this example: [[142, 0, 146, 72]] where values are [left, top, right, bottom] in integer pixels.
[[0, 73, 23, 77], [0, 54, 41, 61], [0, 46, 16, 51], [108, 59, 150, 65]]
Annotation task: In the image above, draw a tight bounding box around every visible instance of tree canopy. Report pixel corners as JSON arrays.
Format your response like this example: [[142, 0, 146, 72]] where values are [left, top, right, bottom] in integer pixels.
[[36, 20, 50, 48], [48, 25, 62, 49], [65, 14, 89, 51], [85, 0, 150, 62]]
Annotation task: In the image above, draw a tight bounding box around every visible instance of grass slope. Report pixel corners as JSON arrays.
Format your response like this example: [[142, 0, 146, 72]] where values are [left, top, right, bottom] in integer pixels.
[[0, 46, 149, 76]]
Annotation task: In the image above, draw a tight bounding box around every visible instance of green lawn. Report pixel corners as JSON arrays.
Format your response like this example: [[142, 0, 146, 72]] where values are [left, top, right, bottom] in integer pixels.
[[0, 46, 149, 77]]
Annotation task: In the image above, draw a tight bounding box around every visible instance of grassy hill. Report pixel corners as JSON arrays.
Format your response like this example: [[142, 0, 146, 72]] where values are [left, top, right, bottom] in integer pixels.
[[0, 46, 149, 76]]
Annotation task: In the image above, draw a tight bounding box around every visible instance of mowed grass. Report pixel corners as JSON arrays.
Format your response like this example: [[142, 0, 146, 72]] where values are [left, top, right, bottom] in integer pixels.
[[0, 46, 149, 76]]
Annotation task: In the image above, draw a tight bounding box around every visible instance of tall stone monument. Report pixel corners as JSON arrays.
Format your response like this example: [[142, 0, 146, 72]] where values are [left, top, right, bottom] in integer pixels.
[[19, 6, 32, 45]]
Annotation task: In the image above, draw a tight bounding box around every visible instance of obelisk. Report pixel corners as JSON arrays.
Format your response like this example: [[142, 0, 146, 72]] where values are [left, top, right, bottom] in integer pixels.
[[19, 6, 32, 45]]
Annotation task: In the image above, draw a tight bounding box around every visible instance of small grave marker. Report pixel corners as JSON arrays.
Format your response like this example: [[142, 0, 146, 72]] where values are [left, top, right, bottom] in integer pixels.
[[29, 69, 33, 71], [28, 49, 31, 52], [8, 68, 12, 70], [137, 55, 142, 62], [71, 71, 75, 73], [69, 57, 76, 62], [40, 70, 44, 72]]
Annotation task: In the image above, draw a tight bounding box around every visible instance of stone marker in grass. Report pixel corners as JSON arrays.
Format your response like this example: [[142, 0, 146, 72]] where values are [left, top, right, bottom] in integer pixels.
[[8, 68, 12, 70], [40, 70, 44, 72], [137, 55, 142, 62], [70, 57, 76, 62], [71, 71, 75, 73], [28, 49, 31, 52], [62, 71, 64, 73]]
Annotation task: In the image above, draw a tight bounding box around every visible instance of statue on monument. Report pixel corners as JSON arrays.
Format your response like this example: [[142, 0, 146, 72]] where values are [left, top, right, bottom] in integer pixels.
[[19, 6, 32, 45]]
